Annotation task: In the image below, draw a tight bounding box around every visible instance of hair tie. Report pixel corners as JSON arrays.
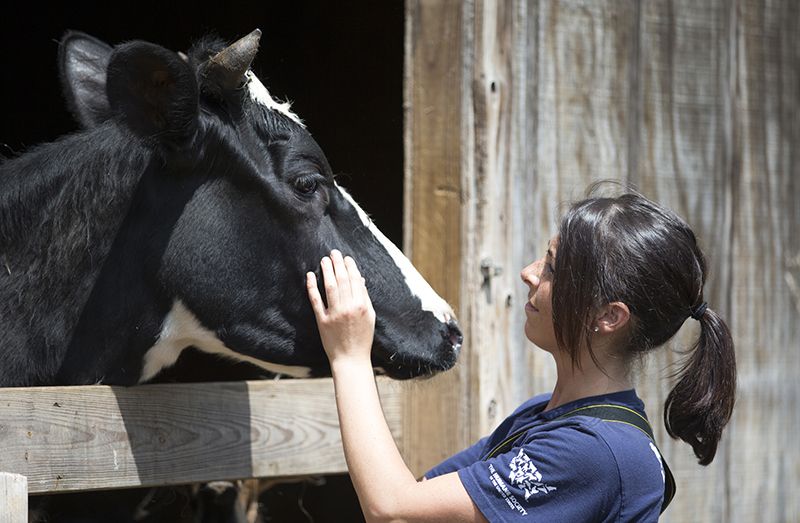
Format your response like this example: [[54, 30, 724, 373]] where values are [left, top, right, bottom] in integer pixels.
[[690, 302, 708, 321]]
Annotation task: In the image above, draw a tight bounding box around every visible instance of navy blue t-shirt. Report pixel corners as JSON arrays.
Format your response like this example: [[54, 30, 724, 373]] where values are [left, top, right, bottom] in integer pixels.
[[425, 390, 665, 522]]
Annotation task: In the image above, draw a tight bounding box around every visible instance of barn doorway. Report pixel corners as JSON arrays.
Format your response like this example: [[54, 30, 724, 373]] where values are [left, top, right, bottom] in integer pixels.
[[2, 2, 403, 521]]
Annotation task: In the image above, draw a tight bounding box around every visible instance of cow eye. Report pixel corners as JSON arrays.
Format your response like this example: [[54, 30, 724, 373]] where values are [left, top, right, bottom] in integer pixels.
[[294, 176, 319, 195]]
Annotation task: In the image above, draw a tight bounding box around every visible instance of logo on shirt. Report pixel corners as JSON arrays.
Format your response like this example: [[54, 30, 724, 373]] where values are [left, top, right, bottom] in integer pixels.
[[508, 449, 557, 500]]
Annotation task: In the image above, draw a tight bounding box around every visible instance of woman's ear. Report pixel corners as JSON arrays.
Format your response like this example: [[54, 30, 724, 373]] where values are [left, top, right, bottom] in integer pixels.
[[593, 302, 631, 334]]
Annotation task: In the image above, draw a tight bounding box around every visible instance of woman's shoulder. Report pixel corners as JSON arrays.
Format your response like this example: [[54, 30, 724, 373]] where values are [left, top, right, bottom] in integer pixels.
[[519, 414, 620, 469], [533, 396, 665, 521], [454, 392, 665, 521], [589, 420, 666, 520], [516, 413, 663, 520], [526, 392, 665, 512], [503, 390, 656, 464], [527, 390, 663, 482], [458, 415, 626, 521], [555, 415, 663, 484]]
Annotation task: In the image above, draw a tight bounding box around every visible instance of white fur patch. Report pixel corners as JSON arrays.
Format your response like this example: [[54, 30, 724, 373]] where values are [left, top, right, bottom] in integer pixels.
[[245, 71, 304, 127], [140, 300, 311, 383], [336, 184, 454, 324]]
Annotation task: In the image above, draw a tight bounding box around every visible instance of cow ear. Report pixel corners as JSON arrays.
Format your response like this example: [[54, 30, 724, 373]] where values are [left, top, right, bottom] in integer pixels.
[[106, 41, 199, 147], [59, 31, 113, 128]]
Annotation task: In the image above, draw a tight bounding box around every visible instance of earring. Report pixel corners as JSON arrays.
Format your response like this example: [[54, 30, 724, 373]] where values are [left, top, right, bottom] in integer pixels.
[[592, 326, 599, 332]]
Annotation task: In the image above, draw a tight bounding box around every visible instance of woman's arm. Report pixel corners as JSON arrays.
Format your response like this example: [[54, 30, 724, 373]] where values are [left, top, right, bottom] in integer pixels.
[[306, 250, 486, 523]]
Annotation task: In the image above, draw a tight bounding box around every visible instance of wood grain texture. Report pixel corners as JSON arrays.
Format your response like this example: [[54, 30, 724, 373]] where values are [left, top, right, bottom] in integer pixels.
[[0, 473, 27, 523], [522, 0, 642, 429], [632, 1, 737, 521], [461, 0, 641, 438], [0, 378, 403, 495], [721, 1, 800, 521], [632, 1, 799, 521], [402, 0, 471, 476], [463, 0, 548, 439], [406, 0, 798, 520]]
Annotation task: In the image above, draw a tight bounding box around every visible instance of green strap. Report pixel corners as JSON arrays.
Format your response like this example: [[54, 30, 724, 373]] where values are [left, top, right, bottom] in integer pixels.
[[557, 404, 654, 438], [482, 403, 676, 514]]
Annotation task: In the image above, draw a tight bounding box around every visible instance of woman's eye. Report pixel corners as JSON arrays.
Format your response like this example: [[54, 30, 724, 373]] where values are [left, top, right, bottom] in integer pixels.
[[294, 176, 319, 195]]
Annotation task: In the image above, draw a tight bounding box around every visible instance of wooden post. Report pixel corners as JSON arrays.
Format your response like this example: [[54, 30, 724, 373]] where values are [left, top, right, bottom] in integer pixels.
[[0, 473, 27, 523], [402, 0, 471, 476]]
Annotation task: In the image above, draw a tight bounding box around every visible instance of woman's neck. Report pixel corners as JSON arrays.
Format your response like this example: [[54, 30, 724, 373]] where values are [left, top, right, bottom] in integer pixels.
[[545, 350, 633, 411]]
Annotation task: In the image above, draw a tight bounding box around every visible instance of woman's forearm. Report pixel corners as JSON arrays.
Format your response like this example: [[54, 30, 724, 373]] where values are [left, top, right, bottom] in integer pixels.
[[331, 357, 418, 521], [307, 253, 481, 522]]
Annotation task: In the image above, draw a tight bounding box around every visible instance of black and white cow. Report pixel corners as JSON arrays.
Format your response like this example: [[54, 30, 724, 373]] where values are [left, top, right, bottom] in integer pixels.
[[0, 29, 462, 387]]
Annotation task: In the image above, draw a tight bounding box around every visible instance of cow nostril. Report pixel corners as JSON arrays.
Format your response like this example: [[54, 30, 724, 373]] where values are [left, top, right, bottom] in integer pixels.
[[446, 319, 463, 350]]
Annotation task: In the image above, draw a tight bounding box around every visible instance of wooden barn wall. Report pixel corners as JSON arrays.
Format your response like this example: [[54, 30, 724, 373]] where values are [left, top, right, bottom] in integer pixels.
[[404, 1, 799, 521]]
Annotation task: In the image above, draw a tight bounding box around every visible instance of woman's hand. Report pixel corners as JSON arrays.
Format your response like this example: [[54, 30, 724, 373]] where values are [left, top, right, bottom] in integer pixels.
[[306, 250, 376, 367], [306, 251, 483, 523]]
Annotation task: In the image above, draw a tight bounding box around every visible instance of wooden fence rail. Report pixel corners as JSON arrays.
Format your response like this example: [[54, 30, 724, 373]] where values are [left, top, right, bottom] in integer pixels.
[[0, 378, 403, 518]]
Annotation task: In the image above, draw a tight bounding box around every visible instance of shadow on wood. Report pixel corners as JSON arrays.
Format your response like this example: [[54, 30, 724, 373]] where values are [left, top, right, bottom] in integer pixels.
[[0, 378, 403, 495]]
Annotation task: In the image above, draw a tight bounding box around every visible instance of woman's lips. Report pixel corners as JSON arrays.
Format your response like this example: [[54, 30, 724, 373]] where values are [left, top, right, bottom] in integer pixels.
[[525, 302, 538, 313]]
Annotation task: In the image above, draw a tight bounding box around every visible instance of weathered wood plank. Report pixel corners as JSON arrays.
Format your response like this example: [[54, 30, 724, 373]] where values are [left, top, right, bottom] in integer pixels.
[[0, 378, 403, 494], [631, 1, 736, 522], [724, 1, 800, 521], [535, 0, 640, 197], [460, 0, 554, 439], [632, 1, 800, 522], [515, 0, 642, 429], [463, 0, 534, 442], [0, 473, 27, 523], [402, 0, 471, 476], [413, 0, 799, 522]]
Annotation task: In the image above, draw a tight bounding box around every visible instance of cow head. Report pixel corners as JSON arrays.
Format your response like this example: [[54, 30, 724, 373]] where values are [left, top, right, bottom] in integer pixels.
[[58, 30, 461, 382]]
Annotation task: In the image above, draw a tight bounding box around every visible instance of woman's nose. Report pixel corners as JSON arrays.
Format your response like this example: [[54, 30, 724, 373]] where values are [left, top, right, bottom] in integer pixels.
[[520, 260, 541, 287]]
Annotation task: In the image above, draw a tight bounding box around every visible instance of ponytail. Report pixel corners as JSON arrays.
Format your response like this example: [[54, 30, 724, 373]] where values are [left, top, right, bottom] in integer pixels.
[[553, 189, 738, 466], [664, 307, 737, 465]]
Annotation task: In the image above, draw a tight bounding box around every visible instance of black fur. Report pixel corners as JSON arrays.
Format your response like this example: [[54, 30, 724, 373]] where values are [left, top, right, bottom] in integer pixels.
[[0, 32, 460, 387], [59, 31, 113, 128]]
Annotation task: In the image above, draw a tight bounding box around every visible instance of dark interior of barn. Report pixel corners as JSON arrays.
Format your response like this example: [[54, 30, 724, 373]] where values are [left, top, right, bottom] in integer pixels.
[[2, 2, 402, 521], [1, 2, 404, 247]]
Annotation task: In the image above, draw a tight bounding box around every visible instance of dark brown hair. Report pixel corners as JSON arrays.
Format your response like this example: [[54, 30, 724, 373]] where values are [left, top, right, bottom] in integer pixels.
[[551, 186, 736, 465]]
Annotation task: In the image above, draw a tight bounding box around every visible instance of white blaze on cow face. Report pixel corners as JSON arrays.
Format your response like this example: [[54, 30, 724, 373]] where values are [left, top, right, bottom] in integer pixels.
[[336, 184, 455, 324], [244, 70, 304, 127], [140, 300, 312, 383]]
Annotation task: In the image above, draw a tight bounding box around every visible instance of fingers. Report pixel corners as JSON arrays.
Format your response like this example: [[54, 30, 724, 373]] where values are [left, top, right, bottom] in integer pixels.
[[330, 250, 352, 299], [306, 272, 327, 320], [344, 255, 368, 302], [344, 256, 365, 300], [320, 255, 338, 309], [315, 250, 371, 308], [362, 277, 372, 308]]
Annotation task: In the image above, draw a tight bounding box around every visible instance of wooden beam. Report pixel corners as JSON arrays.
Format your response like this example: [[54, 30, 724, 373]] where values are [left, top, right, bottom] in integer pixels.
[[0, 473, 27, 522], [463, 0, 550, 441], [0, 378, 402, 495], [402, 0, 471, 476]]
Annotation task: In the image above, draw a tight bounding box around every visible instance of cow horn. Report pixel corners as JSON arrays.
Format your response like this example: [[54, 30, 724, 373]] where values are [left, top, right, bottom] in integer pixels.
[[203, 29, 261, 92]]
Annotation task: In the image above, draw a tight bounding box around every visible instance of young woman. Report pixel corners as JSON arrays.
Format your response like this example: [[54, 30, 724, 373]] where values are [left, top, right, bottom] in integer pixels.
[[305, 190, 736, 522]]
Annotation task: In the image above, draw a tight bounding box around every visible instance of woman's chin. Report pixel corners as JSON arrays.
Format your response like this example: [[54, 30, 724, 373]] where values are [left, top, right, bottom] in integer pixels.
[[531, 343, 556, 355], [524, 326, 556, 353]]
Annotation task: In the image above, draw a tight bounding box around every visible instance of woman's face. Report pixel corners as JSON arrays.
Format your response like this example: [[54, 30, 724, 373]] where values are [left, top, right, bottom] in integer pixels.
[[520, 237, 558, 351]]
